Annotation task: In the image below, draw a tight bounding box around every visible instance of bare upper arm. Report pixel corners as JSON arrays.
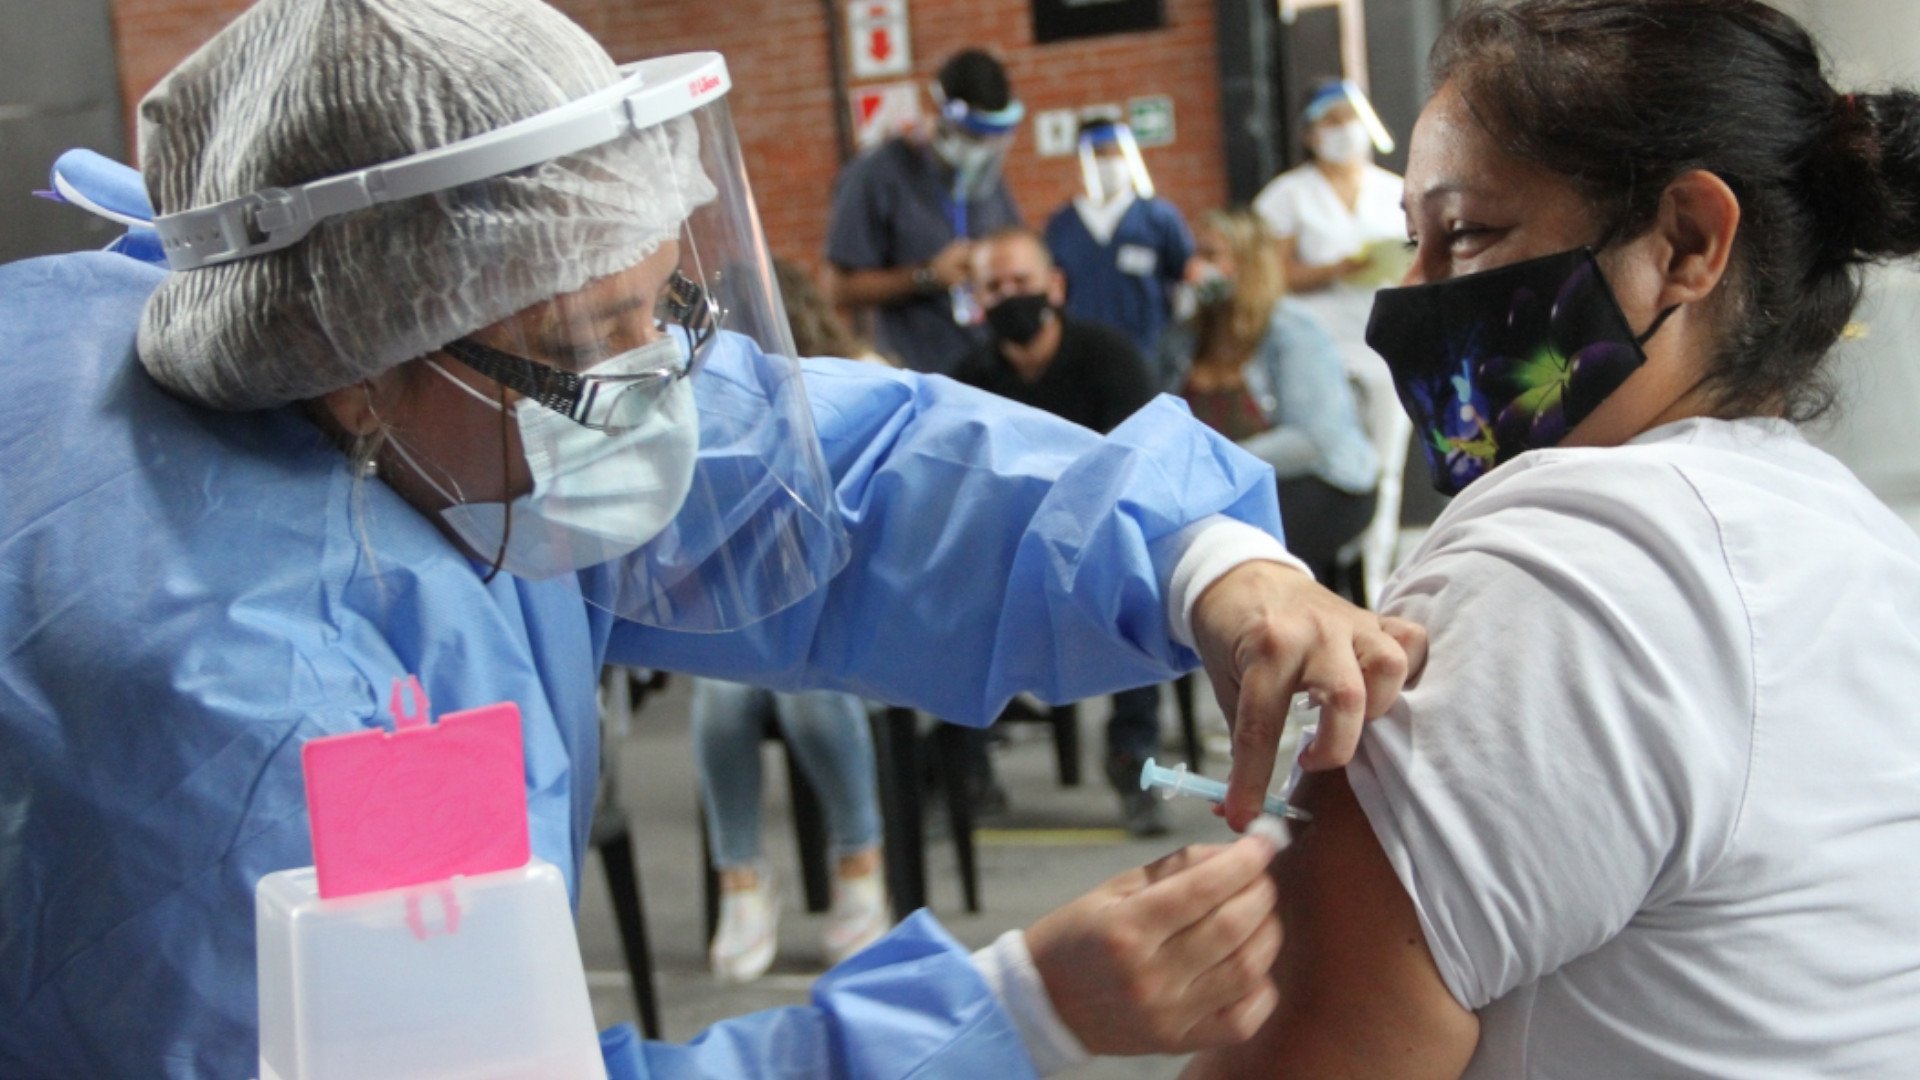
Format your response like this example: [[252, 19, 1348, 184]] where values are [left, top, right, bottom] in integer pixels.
[[1184, 769, 1480, 1079]]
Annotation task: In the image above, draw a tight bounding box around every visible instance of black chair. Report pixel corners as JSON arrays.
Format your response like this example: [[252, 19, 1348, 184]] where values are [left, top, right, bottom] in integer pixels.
[[594, 666, 666, 1039], [872, 707, 981, 916], [993, 696, 1082, 786]]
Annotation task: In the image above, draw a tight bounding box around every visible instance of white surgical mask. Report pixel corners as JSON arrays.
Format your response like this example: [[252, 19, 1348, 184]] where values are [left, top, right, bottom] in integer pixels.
[[391, 336, 701, 579], [1314, 120, 1372, 165], [1094, 158, 1135, 202]]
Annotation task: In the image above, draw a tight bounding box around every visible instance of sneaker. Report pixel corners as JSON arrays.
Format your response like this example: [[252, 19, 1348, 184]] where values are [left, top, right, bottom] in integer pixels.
[[1107, 754, 1172, 838], [710, 871, 779, 983], [823, 866, 890, 966], [1120, 788, 1172, 838]]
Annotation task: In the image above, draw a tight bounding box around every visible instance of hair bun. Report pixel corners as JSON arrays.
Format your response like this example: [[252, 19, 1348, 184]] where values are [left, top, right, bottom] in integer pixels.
[[1820, 89, 1920, 261]]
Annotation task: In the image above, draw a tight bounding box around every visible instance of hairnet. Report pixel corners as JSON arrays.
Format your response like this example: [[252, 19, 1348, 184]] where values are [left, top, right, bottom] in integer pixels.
[[136, 0, 717, 411]]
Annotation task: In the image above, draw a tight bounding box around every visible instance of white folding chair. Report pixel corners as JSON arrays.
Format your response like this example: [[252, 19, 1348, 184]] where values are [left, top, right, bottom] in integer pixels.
[[1335, 368, 1413, 609]]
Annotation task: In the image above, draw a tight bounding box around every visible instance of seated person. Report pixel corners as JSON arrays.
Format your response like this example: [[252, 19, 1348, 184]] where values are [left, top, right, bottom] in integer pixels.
[[1191, 1, 1920, 1075], [955, 227, 1181, 837], [1159, 208, 1380, 586], [694, 679, 889, 982]]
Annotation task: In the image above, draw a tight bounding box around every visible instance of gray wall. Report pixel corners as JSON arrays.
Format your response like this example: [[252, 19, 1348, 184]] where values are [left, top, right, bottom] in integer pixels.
[[0, 0, 130, 264], [1773, 0, 1920, 529]]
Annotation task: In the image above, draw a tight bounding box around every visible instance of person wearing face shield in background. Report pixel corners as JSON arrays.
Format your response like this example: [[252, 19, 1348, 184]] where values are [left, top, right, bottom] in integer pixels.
[[1251, 80, 1409, 414], [0, 1, 1426, 1076], [823, 49, 1024, 376], [1042, 118, 1197, 359], [1251, 79, 1405, 297]]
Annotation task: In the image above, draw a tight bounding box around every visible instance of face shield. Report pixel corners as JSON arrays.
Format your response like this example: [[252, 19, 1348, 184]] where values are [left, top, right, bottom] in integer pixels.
[[1302, 79, 1396, 159], [929, 88, 1024, 202], [151, 53, 848, 633], [1076, 121, 1155, 203]]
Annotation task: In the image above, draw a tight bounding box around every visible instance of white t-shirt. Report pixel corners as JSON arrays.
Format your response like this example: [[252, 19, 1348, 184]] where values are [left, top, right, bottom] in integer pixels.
[[1351, 417, 1920, 1078], [1251, 162, 1404, 268]]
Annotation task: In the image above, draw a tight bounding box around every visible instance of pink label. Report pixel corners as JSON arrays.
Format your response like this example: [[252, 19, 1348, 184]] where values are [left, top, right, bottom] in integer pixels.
[[301, 677, 530, 900]]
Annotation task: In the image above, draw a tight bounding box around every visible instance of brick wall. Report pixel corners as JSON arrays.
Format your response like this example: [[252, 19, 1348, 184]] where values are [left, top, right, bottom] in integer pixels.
[[109, 0, 1228, 275]]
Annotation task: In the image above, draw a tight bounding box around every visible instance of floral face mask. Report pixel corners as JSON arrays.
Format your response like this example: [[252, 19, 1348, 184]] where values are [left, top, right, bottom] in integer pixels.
[[1365, 246, 1675, 495]]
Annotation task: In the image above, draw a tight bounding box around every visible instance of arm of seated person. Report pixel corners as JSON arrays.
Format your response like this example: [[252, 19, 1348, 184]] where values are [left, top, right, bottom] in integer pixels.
[[1183, 769, 1480, 1079]]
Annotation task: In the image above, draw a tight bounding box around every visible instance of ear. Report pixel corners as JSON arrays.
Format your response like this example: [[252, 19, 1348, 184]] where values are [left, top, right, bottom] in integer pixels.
[[1048, 266, 1067, 307], [1652, 169, 1741, 310]]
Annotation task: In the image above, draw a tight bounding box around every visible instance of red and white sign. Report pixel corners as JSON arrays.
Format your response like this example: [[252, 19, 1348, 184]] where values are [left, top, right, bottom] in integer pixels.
[[848, 0, 912, 80], [851, 81, 922, 150]]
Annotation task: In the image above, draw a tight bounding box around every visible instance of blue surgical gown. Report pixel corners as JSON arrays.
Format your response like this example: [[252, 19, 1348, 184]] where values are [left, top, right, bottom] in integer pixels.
[[0, 250, 1282, 1078]]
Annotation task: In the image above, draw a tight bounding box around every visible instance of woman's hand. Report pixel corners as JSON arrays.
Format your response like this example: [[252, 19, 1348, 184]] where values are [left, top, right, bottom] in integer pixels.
[[1026, 836, 1285, 1055], [1190, 561, 1426, 829]]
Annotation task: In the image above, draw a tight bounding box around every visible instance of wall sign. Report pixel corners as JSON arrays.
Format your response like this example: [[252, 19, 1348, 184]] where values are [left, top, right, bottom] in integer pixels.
[[851, 81, 922, 150], [1033, 108, 1079, 157], [1127, 94, 1175, 147], [849, 0, 912, 80], [1031, 0, 1164, 45]]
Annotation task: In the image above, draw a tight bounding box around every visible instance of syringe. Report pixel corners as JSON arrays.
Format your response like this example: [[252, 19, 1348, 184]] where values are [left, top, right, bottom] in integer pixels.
[[1138, 758, 1314, 822]]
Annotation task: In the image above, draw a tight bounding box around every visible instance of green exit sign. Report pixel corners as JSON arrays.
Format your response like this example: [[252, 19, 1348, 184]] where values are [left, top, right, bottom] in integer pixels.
[[1128, 95, 1175, 147]]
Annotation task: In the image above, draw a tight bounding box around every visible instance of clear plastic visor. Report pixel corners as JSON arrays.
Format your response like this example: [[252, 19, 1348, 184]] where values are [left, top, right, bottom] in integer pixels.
[[1077, 124, 1156, 203], [358, 85, 847, 633]]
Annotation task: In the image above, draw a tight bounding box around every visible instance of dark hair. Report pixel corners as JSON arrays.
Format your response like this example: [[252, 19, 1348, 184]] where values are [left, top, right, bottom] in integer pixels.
[[1432, 0, 1920, 420], [1077, 116, 1121, 140], [937, 49, 1012, 112]]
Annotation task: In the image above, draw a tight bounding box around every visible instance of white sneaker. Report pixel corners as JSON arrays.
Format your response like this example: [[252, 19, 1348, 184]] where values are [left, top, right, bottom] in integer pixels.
[[710, 871, 779, 983], [823, 867, 890, 966]]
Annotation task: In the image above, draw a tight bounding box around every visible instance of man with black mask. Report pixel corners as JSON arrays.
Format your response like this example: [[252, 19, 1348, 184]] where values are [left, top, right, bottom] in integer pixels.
[[956, 227, 1169, 835]]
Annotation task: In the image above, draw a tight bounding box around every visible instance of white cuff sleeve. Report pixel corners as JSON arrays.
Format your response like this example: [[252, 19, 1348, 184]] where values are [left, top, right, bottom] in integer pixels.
[[1165, 516, 1310, 648], [970, 929, 1090, 1076]]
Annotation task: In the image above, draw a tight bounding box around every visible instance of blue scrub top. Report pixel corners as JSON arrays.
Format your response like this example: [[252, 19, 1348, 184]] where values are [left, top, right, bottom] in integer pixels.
[[1044, 196, 1195, 358], [0, 250, 1282, 1078], [824, 137, 1021, 375]]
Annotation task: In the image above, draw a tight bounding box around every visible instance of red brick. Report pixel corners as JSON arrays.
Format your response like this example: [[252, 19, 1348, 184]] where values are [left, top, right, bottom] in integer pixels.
[[110, 0, 1228, 277]]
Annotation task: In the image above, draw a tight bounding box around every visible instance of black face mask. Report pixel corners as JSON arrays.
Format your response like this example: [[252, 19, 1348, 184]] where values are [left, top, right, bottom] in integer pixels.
[[985, 293, 1053, 347], [1365, 247, 1676, 496]]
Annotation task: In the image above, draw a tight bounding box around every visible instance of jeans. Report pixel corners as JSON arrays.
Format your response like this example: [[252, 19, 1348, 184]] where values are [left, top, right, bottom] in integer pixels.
[[692, 679, 883, 870]]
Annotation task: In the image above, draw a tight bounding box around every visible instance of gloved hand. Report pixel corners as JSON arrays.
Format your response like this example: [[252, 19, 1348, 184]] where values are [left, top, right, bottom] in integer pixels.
[[1189, 560, 1426, 829], [1025, 835, 1284, 1055]]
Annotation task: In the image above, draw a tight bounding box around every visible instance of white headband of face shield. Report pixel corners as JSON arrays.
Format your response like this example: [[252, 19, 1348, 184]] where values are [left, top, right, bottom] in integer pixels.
[[152, 53, 734, 271]]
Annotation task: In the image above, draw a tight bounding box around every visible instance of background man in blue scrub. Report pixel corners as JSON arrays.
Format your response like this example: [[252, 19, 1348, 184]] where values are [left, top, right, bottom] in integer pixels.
[[824, 49, 1022, 375], [1044, 118, 1195, 359]]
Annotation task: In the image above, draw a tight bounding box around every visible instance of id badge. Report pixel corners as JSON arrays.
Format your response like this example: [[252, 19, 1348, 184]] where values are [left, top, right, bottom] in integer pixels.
[[1116, 243, 1158, 276]]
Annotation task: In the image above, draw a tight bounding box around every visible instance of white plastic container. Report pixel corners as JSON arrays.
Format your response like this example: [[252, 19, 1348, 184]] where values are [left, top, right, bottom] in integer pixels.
[[256, 858, 605, 1080]]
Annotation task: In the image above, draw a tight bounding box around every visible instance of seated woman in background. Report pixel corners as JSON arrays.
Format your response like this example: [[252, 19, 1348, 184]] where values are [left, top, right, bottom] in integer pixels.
[[774, 257, 893, 367], [1159, 208, 1380, 585], [695, 259, 892, 983], [693, 681, 888, 982]]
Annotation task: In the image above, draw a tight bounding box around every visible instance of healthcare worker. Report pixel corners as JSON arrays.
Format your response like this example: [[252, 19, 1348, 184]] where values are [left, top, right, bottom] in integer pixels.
[[1042, 118, 1197, 358], [0, 1, 1420, 1076]]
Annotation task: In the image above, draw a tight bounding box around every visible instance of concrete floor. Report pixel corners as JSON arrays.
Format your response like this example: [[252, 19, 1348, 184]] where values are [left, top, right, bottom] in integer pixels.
[[574, 674, 1249, 1078]]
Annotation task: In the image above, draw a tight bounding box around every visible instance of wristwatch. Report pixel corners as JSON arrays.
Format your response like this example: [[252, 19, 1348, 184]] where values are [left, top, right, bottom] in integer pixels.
[[910, 264, 941, 296]]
